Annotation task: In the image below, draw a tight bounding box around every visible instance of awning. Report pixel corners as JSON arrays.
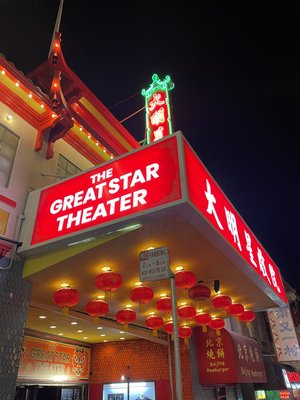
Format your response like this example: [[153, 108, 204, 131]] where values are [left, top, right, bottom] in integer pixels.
[[194, 327, 267, 385]]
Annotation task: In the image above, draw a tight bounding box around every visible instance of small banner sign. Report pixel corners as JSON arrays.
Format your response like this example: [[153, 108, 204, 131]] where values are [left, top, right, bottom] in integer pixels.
[[17, 335, 90, 382], [268, 307, 300, 362]]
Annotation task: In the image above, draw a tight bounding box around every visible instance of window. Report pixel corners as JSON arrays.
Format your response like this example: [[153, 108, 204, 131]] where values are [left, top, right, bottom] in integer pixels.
[[56, 154, 81, 179], [0, 124, 19, 187]]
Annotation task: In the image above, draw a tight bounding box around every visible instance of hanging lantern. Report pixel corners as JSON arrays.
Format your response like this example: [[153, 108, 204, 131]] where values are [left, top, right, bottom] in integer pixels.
[[212, 294, 232, 310], [226, 303, 244, 317], [85, 299, 109, 323], [145, 315, 164, 336], [177, 304, 196, 320], [178, 325, 193, 344], [239, 310, 255, 329], [130, 285, 154, 311], [188, 284, 211, 309], [116, 308, 136, 330], [195, 312, 212, 332], [156, 296, 172, 314], [53, 287, 79, 315], [209, 318, 225, 336], [95, 270, 122, 300], [164, 320, 174, 336], [175, 270, 197, 290]]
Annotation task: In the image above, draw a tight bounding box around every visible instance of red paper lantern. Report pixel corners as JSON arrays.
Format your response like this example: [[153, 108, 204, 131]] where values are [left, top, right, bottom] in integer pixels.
[[164, 320, 174, 335], [226, 303, 244, 316], [212, 294, 232, 310], [130, 285, 154, 311], [209, 318, 225, 336], [194, 312, 212, 332], [175, 270, 197, 289], [178, 325, 193, 344], [95, 271, 122, 300], [156, 296, 172, 314], [188, 284, 211, 303], [85, 299, 109, 323], [145, 315, 164, 336], [177, 304, 196, 320], [53, 287, 79, 315], [116, 308, 136, 329], [239, 310, 255, 323]]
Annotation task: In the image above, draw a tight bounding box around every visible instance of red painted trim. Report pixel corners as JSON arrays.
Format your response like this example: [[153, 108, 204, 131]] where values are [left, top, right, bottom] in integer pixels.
[[0, 194, 16, 208], [71, 102, 134, 155], [0, 82, 52, 129], [64, 132, 105, 165]]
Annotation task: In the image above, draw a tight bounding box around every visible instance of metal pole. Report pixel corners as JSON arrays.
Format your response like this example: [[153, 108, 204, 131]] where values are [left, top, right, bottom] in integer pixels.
[[170, 274, 183, 400]]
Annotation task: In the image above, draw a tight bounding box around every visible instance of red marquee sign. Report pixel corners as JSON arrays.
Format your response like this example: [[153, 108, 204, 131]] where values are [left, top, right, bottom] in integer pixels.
[[23, 132, 287, 304], [31, 137, 181, 244]]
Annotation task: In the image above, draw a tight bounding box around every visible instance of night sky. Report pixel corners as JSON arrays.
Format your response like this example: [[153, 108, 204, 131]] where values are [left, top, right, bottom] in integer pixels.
[[1, 2, 299, 293]]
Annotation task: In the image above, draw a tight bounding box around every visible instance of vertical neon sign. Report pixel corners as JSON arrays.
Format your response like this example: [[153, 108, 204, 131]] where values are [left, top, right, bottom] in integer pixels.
[[142, 74, 174, 144]]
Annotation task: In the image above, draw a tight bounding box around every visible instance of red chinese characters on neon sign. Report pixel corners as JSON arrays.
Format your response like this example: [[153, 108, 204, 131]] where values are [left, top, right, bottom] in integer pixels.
[[183, 138, 287, 303], [142, 74, 174, 144]]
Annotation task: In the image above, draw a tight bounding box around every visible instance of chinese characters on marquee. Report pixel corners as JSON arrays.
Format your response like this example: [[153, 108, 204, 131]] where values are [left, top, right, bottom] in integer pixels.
[[183, 139, 286, 302], [204, 179, 282, 295], [268, 307, 300, 362]]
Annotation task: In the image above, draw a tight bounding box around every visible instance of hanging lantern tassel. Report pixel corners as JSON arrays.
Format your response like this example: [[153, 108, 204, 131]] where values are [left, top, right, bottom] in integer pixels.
[[53, 287, 80, 315], [164, 320, 174, 341], [130, 285, 154, 313], [194, 312, 212, 333], [85, 300, 109, 324], [188, 284, 211, 311], [116, 308, 136, 331], [146, 315, 164, 337], [95, 271, 122, 301], [209, 318, 225, 336], [239, 310, 255, 330], [175, 270, 197, 297], [179, 325, 193, 347]]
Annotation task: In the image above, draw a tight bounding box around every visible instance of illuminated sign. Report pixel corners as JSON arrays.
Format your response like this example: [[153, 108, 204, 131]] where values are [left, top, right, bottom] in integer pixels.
[[17, 335, 90, 382], [268, 308, 300, 361], [103, 381, 155, 400], [183, 139, 286, 302], [31, 137, 181, 244], [195, 327, 266, 384], [142, 74, 174, 144], [21, 132, 287, 304]]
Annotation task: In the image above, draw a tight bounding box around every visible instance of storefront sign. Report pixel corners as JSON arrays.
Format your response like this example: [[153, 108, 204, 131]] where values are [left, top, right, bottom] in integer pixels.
[[183, 139, 286, 303], [17, 335, 90, 382], [30, 136, 181, 245], [194, 327, 266, 384], [142, 74, 174, 143], [268, 308, 300, 361]]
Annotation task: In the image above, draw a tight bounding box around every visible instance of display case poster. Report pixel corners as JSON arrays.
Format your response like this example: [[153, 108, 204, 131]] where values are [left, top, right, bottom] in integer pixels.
[[17, 335, 90, 382], [103, 381, 155, 400]]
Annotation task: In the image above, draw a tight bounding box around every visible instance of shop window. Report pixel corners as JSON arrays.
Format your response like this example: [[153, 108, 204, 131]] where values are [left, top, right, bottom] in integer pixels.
[[0, 124, 19, 187], [56, 154, 81, 179]]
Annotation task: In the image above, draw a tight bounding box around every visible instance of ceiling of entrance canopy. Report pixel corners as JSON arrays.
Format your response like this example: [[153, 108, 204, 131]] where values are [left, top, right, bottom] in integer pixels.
[[24, 211, 280, 344]]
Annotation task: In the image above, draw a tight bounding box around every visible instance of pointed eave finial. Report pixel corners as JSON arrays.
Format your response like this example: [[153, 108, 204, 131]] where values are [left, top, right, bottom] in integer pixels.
[[48, 0, 65, 59]]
